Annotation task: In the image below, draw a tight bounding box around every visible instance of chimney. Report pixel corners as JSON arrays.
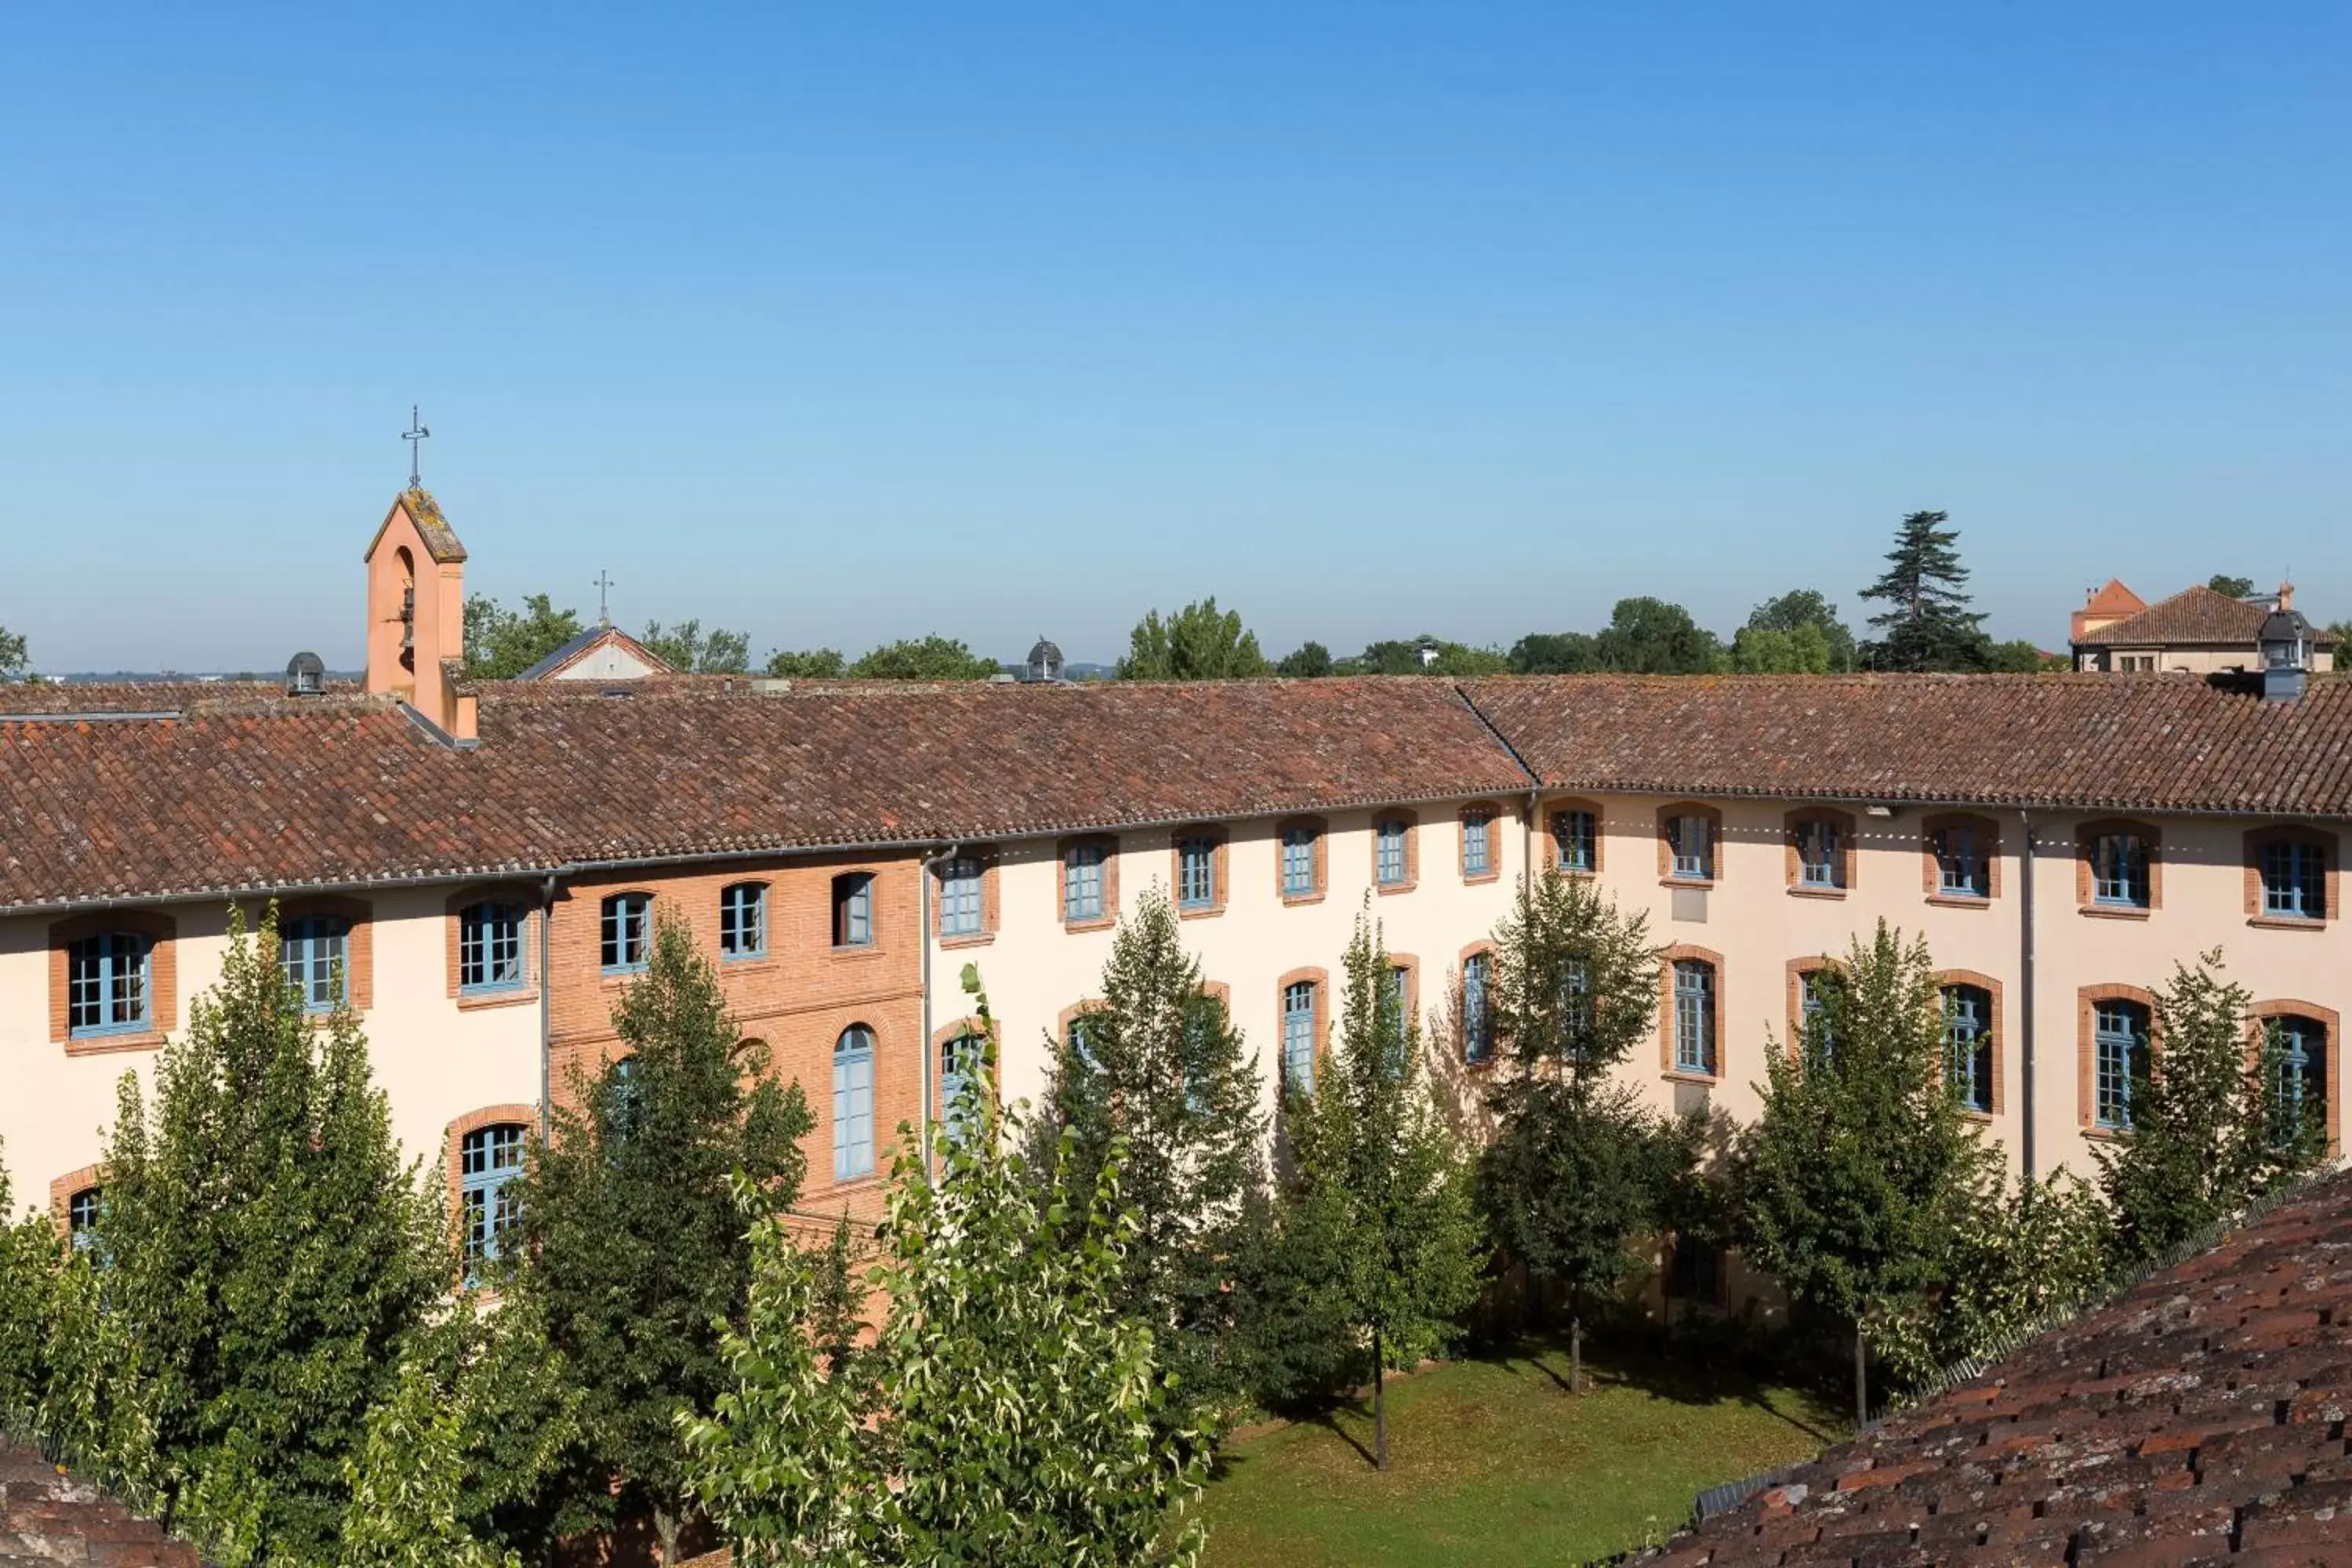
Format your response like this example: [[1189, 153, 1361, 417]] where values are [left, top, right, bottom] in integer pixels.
[[2278, 581, 2296, 612]]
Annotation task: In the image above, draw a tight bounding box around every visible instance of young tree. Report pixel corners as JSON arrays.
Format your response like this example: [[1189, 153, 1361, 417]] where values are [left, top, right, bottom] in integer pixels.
[[0, 622, 27, 681], [1745, 588, 1857, 671], [0, 1143, 59, 1421], [1857, 510, 1991, 671], [1736, 922, 1998, 1425], [848, 635, 1001, 680], [1032, 889, 1268, 1432], [2094, 950, 2322, 1264], [1249, 916, 1483, 1468], [1877, 1173, 2111, 1380], [684, 975, 1212, 1565], [1117, 597, 1272, 681], [641, 618, 753, 674], [510, 910, 815, 1566], [342, 1354, 525, 1568], [2208, 574, 2256, 599], [764, 646, 848, 678], [53, 909, 447, 1560], [465, 593, 586, 679], [1276, 640, 1334, 677], [1593, 597, 1722, 673], [1479, 874, 1696, 1389]]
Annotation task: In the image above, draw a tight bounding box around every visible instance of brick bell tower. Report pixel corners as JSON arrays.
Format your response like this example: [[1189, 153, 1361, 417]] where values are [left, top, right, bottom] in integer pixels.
[[362, 485, 476, 741]]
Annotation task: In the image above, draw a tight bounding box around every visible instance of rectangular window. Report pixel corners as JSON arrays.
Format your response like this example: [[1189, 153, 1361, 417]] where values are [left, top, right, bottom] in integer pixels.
[[939, 858, 983, 937], [2271, 1015, 2328, 1143], [1554, 810, 1596, 874], [1281, 827, 1318, 898], [1063, 846, 1105, 922], [459, 902, 525, 993], [67, 932, 151, 1036], [1796, 821, 1839, 887], [2263, 841, 2326, 920], [1800, 971, 1838, 1054], [1463, 954, 1492, 1063], [1177, 837, 1217, 909], [719, 884, 768, 959], [1387, 964, 1411, 1024], [1671, 815, 1712, 880], [1463, 810, 1493, 877], [1937, 826, 1988, 898], [1283, 982, 1316, 1094], [601, 893, 652, 972], [1673, 959, 1715, 1075], [1376, 820, 1409, 886], [833, 873, 875, 946], [279, 916, 350, 1012], [1669, 1234, 1720, 1305], [1943, 985, 1994, 1113], [2092, 834, 2150, 908], [1563, 959, 1592, 1039], [2094, 1001, 2147, 1130]]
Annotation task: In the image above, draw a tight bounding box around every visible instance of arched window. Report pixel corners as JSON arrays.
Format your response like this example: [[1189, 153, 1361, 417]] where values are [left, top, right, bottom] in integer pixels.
[[1282, 981, 1318, 1094], [67, 931, 151, 1036], [719, 884, 768, 960], [459, 1123, 527, 1269], [1943, 985, 1994, 1113], [834, 1025, 876, 1180], [601, 893, 652, 973], [281, 914, 350, 1013], [459, 901, 526, 993], [940, 1031, 985, 1144], [833, 874, 875, 947], [1462, 954, 1493, 1064], [2093, 1000, 2151, 1130], [67, 1185, 102, 1254], [2270, 1014, 2328, 1142]]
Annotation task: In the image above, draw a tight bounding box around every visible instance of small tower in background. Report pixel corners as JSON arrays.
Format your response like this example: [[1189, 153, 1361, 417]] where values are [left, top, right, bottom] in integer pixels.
[[363, 487, 475, 739]]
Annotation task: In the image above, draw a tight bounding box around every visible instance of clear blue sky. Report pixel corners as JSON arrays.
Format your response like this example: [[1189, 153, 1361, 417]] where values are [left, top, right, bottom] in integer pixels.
[[3, 3, 2345, 672]]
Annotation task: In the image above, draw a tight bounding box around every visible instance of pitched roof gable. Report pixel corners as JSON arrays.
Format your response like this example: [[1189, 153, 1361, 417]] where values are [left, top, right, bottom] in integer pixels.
[[514, 624, 677, 681], [360, 487, 467, 565], [2077, 583, 2336, 648]]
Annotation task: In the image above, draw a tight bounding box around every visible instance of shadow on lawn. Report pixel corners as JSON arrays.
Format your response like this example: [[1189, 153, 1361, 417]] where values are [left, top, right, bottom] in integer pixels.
[[1480, 1331, 1845, 1446]]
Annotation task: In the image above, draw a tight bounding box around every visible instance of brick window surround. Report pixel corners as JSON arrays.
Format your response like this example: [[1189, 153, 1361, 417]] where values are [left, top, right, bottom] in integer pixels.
[[2244, 825, 2337, 930], [1056, 834, 1120, 932], [1921, 812, 2003, 906], [1385, 955, 1420, 1036], [444, 886, 541, 1010], [2075, 818, 2163, 918], [1054, 999, 1105, 1051], [1371, 809, 1420, 895], [441, 1102, 539, 1265], [1935, 968, 2007, 1119], [49, 909, 177, 1052], [1275, 817, 1329, 905], [1784, 807, 1857, 897], [1275, 966, 1331, 1088], [931, 1017, 996, 1118], [276, 894, 375, 1013], [1656, 803, 1725, 887], [2251, 999, 2342, 1156], [2078, 983, 2158, 1135], [1458, 801, 1504, 884], [1547, 799, 1605, 876], [1458, 940, 1497, 1066], [1783, 956, 1846, 1054], [1168, 826, 1229, 920], [931, 852, 1001, 948], [1658, 943, 1726, 1082], [47, 1163, 106, 1233]]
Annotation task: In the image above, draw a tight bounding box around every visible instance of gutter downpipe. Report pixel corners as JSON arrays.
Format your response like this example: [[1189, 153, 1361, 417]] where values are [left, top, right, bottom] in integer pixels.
[[1523, 789, 1541, 898], [2017, 809, 2037, 1184], [539, 873, 559, 1142], [917, 843, 962, 1183]]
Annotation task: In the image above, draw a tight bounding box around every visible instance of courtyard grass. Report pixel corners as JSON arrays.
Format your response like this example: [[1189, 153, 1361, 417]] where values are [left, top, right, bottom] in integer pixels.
[[1199, 1337, 1846, 1568]]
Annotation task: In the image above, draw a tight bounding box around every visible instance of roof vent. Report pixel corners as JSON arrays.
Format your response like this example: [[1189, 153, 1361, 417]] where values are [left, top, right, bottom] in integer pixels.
[[285, 651, 326, 697], [2260, 605, 2312, 703], [1025, 636, 1064, 684]]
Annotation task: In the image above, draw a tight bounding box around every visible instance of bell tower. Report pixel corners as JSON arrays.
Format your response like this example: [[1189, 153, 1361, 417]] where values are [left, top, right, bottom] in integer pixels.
[[363, 487, 475, 739]]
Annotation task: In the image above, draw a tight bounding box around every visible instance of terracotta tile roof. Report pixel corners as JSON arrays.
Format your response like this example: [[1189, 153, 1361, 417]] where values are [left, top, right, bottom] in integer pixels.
[[1461, 673, 2352, 817], [0, 1441, 199, 1564], [1644, 1171, 2352, 1566], [2077, 584, 2339, 648], [2084, 579, 2147, 618]]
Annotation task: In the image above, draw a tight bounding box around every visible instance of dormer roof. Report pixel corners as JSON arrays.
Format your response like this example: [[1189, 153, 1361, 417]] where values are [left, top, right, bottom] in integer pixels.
[[361, 487, 468, 564]]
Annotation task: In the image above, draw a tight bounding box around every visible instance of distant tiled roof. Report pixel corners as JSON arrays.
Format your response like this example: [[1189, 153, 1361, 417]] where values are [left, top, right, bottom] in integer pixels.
[[514, 624, 676, 681], [2084, 578, 2147, 618], [2076, 584, 2337, 649], [1461, 673, 2352, 817], [1645, 1170, 2352, 1565]]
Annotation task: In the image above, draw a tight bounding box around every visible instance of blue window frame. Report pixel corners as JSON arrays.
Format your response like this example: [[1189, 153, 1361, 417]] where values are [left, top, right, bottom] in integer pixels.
[[1944, 985, 1994, 1113], [2094, 1000, 2150, 1130], [279, 914, 350, 1013], [2091, 833, 2151, 908], [2263, 840, 2327, 920], [1796, 821, 1839, 887], [67, 932, 151, 1036], [1387, 964, 1411, 1025], [1177, 837, 1217, 909], [938, 857, 983, 936], [1800, 968, 1841, 1054], [2271, 1014, 2327, 1138], [459, 902, 525, 993], [1672, 959, 1715, 1075], [940, 1030, 985, 1145], [719, 883, 767, 959], [459, 1123, 526, 1268], [833, 1025, 877, 1180], [601, 893, 652, 972], [1280, 826, 1318, 898], [1937, 824, 1989, 898], [1463, 953, 1492, 1063], [1463, 809, 1493, 877], [604, 1055, 644, 1142], [1282, 981, 1317, 1094], [1062, 845, 1105, 923], [1375, 818, 1410, 886], [1670, 815, 1713, 880], [833, 874, 875, 947], [1553, 810, 1597, 874], [67, 1185, 102, 1254]]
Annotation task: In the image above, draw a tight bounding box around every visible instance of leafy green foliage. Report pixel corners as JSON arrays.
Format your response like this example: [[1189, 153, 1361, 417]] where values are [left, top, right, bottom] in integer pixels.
[[684, 975, 1212, 1565], [1119, 597, 1273, 681], [641, 618, 753, 674], [1275, 641, 1334, 677], [1337, 638, 1510, 677], [1744, 589, 1857, 671], [764, 647, 848, 678], [464, 593, 586, 680], [1030, 889, 1269, 1433], [1508, 631, 1604, 674], [1728, 622, 1832, 673], [2093, 950, 2324, 1265], [1734, 922, 1999, 1416], [46, 909, 448, 1561], [1857, 510, 1992, 671], [0, 1145, 59, 1422], [0, 622, 27, 681], [342, 1353, 524, 1568], [510, 909, 815, 1561], [1984, 637, 2054, 673], [847, 635, 1001, 680], [1593, 597, 1722, 674], [1875, 1173, 2111, 1380], [2208, 574, 2256, 599]]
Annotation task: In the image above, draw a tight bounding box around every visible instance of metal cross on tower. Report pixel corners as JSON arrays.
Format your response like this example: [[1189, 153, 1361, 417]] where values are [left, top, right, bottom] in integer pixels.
[[593, 570, 615, 626], [403, 406, 430, 489]]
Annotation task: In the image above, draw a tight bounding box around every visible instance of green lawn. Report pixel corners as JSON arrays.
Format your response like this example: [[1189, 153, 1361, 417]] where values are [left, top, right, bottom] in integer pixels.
[[1198, 1338, 1846, 1568]]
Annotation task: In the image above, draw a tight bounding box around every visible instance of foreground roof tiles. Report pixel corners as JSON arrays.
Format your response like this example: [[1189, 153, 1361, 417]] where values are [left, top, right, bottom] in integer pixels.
[[1647, 1170, 2352, 1565]]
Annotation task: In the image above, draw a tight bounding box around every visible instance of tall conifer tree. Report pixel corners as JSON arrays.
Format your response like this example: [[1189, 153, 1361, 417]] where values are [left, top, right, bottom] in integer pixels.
[[1858, 510, 1992, 671]]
